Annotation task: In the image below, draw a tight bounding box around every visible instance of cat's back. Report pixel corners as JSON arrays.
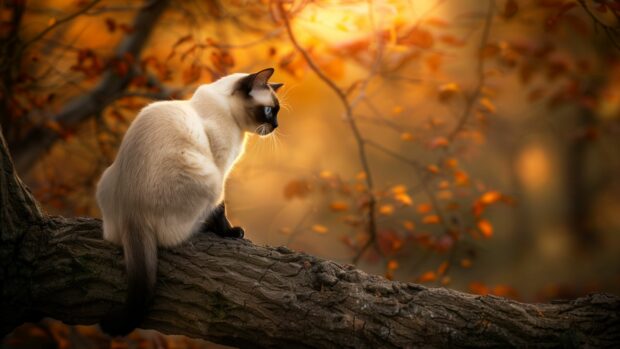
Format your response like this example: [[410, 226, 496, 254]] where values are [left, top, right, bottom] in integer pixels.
[[117, 100, 208, 161]]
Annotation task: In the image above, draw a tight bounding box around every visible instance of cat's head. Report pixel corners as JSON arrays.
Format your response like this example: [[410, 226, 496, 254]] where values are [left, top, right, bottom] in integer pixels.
[[231, 68, 283, 136]]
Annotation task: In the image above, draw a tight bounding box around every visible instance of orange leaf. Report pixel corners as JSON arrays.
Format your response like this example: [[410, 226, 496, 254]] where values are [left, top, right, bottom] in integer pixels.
[[438, 83, 460, 103], [312, 224, 328, 234], [480, 97, 496, 113], [402, 220, 415, 231], [454, 170, 470, 186], [429, 137, 449, 149], [437, 261, 449, 275], [417, 203, 432, 214], [395, 193, 413, 206], [423, 215, 440, 224], [391, 185, 407, 194], [387, 259, 399, 271], [480, 191, 502, 204], [330, 201, 349, 212], [469, 282, 489, 295], [418, 271, 437, 283], [379, 204, 395, 216], [427, 164, 440, 174], [400, 132, 414, 141], [477, 219, 493, 238]]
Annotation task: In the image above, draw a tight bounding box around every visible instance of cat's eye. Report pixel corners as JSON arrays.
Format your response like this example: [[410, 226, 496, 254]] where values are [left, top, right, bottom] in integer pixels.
[[264, 106, 272, 118]]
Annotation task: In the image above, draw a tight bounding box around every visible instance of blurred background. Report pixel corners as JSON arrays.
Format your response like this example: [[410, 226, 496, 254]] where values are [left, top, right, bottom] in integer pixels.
[[2, 0, 619, 348]]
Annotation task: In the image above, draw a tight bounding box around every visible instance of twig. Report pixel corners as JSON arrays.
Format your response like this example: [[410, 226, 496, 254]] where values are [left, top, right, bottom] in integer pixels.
[[446, 0, 494, 142], [277, 0, 380, 265], [577, 0, 620, 50], [21, 0, 103, 51]]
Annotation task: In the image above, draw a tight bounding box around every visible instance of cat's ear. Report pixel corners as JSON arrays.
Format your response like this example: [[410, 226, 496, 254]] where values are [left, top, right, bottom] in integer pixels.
[[236, 68, 275, 94], [269, 82, 284, 92], [252, 68, 274, 87]]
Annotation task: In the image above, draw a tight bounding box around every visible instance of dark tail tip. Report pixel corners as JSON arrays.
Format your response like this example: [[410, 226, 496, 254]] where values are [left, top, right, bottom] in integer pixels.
[[100, 307, 143, 337]]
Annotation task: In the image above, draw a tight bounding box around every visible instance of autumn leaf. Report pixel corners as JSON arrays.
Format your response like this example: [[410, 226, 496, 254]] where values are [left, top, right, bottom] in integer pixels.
[[391, 185, 407, 194], [402, 220, 415, 232], [454, 170, 470, 186], [395, 193, 413, 206], [438, 83, 460, 103], [387, 259, 399, 271], [437, 261, 449, 275], [379, 204, 395, 216], [429, 137, 449, 149], [427, 164, 440, 174], [312, 224, 328, 234], [417, 203, 432, 214], [469, 282, 489, 295], [480, 190, 502, 204], [418, 271, 437, 282], [400, 132, 414, 141], [329, 201, 349, 212], [423, 215, 440, 224], [477, 219, 494, 238], [479, 97, 496, 113]]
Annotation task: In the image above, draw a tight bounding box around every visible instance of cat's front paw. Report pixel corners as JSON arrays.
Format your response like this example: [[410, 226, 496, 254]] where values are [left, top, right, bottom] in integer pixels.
[[216, 226, 245, 239]]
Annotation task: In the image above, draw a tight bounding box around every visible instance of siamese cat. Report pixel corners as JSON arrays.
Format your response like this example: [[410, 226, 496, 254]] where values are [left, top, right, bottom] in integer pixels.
[[96, 68, 283, 336]]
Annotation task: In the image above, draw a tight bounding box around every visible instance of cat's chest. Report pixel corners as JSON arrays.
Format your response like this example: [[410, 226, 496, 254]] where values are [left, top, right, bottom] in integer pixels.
[[213, 142, 240, 171]]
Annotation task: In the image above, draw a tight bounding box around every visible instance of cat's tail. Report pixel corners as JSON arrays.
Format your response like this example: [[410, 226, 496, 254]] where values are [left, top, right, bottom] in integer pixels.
[[100, 219, 157, 336]]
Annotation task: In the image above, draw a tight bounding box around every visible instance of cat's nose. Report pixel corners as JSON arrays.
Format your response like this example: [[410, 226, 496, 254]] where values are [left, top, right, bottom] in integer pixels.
[[272, 119, 278, 129]]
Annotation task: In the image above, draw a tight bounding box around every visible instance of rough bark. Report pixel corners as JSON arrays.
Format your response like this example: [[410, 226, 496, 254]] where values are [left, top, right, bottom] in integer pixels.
[[1, 129, 619, 348], [9, 0, 170, 173]]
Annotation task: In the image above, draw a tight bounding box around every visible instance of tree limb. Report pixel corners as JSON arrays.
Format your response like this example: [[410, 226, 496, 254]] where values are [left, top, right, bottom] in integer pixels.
[[1, 216, 619, 348], [9, 0, 170, 173]]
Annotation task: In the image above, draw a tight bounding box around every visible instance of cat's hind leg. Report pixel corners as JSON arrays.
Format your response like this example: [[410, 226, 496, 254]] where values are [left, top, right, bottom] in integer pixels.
[[200, 202, 244, 239]]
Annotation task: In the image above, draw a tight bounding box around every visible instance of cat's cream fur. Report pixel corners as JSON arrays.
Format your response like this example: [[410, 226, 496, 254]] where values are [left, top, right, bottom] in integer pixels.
[[96, 68, 281, 336]]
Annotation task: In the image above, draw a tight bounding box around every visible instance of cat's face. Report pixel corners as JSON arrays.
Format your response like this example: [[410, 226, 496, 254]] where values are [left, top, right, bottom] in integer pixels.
[[232, 68, 283, 136]]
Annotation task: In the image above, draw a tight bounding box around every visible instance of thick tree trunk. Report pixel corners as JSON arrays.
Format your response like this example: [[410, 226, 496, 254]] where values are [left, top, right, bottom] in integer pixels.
[[1, 128, 619, 348]]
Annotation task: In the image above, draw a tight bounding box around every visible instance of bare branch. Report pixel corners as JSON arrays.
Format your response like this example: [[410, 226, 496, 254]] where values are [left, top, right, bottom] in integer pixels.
[[10, 0, 170, 173], [20, 0, 103, 51], [447, 0, 494, 142], [277, 1, 380, 265]]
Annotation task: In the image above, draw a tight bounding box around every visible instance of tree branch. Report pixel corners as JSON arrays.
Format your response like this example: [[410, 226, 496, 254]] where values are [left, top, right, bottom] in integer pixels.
[[1, 215, 618, 348], [9, 0, 170, 173]]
